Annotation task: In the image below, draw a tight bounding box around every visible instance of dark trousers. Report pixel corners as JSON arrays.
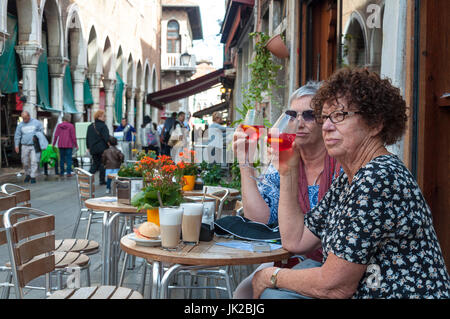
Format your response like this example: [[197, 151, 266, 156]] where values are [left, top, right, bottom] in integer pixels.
[[59, 148, 73, 175], [90, 153, 106, 184], [161, 143, 172, 156], [44, 159, 59, 175]]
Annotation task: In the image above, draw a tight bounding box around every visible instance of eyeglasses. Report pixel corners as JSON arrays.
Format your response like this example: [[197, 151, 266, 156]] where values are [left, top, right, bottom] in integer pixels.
[[286, 110, 316, 122], [316, 110, 361, 125]]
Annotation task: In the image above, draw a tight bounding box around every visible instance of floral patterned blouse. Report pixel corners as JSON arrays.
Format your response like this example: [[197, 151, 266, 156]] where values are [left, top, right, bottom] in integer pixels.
[[305, 154, 450, 298]]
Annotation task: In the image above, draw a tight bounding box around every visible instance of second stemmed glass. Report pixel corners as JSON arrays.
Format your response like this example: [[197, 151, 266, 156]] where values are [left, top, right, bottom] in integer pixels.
[[250, 110, 299, 184], [239, 109, 264, 167]]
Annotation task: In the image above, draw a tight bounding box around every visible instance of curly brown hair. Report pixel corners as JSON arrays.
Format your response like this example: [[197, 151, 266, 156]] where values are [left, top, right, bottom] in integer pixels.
[[311, 68, 408, 145]]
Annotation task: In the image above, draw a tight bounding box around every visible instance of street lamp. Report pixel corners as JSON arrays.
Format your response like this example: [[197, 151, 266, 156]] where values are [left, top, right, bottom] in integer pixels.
[[180, 52, 191, 66]]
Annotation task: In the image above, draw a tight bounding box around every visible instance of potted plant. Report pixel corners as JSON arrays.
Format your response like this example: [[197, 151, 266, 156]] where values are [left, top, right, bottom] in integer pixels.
[[235, 31, 283, 126], [131, 155, 184, 225], [116, 162, 144, 204], [177, 149, 198, 191], [265, 34, 289, 59]]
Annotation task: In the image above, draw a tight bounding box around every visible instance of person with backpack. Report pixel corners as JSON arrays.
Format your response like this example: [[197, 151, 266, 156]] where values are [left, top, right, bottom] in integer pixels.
[[86, 110, 110, 185], [141, 115, 160, 155]]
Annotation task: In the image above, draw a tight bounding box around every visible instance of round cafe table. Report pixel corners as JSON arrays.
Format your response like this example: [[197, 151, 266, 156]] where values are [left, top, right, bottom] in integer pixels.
[[120, 235, 291, 299], [84, 197, 144, 285]]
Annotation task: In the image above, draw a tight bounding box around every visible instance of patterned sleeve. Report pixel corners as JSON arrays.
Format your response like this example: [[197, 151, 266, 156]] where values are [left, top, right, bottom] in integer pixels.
[[328, 167, 397, 265], [257, 165, 281, 225]]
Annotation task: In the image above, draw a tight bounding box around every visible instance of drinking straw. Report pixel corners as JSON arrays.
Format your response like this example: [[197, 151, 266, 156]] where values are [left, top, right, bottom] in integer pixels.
[[157, 191, 164, 208], [202, 186, 207, 204]]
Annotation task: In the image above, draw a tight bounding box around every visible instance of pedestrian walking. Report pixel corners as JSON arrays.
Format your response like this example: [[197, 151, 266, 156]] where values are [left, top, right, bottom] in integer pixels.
[[115, 117, 136, 162], [161, 111, 185, 156], [53, 114, 78, 177], [207, 111, 227, 164], [141, 115, 160, 155], [102, 136, 124, 194], [86, 110, 110, 185], [14, 111, 44, 183]]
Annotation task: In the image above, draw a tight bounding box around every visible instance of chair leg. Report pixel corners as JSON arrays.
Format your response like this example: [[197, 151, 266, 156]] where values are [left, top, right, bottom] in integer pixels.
[[85, 267, 91, 287], [72, 209, 84, 238], [1, 272, 12, 299], [139, 261, 147, 296], [85, 210, 93, 239], [119, 253, 129, 286]]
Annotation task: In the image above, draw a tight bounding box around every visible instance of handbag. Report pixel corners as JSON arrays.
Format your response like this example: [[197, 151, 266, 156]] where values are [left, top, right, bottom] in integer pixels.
[[168, 125, 183, 147], [214, 215, 281, 242]]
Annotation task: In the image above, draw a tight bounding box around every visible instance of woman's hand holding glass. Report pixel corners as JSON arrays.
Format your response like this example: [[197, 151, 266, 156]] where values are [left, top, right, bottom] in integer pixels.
[[252, 110, 300, 183]]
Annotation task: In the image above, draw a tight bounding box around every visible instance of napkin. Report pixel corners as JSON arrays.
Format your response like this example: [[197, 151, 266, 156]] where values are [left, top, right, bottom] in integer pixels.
[[215, 240, 282, 252]]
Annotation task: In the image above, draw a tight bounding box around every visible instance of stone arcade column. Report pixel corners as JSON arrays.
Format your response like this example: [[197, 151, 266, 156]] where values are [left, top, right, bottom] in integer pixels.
[[72, 66, 87, 122], [126, 87, 136, 128], [15, 43, 43, 118], [135, 89, 144, 146], [88, 72, 102, 119], [103, 78, 116, 133], [48, 57, 69, 120]]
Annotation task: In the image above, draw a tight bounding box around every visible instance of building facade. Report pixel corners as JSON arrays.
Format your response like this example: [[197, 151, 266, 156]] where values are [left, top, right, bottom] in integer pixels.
[[0, 0, 161, 155], [160, 0, 202, 115]]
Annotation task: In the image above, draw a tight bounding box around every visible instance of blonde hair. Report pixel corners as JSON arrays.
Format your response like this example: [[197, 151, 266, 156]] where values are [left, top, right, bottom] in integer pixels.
[[94, 109, 105, 120]]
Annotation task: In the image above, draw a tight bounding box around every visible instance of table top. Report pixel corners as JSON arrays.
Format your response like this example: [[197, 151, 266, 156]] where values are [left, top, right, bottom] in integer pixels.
[[84, 197, 142, 214], [120, 235, 291, 267]]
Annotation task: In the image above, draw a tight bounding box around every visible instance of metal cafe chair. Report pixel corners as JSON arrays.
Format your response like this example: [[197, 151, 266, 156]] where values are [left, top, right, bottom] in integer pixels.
[[3, 206, 142, 299], [0, 192, 94, 298], [1, 183, 99, 255], [73, 168, 105, 239]]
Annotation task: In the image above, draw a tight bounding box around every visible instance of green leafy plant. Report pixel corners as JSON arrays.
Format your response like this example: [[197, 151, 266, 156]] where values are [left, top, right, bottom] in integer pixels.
[[199, 161, 223, 186], [130, 155, 183, 210], [118, 162, 142, 178], [233, 31, 283, 127]]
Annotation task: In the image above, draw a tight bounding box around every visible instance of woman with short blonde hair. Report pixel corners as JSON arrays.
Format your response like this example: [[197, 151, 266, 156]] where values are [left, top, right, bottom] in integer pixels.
[[93, 109, 106, 121]]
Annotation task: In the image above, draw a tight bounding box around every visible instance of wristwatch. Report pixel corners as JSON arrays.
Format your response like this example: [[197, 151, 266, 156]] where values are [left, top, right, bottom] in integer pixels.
[[270, 267, 282, 288]]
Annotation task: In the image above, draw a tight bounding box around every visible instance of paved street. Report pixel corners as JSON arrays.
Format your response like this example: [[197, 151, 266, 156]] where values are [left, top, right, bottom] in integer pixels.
[[0, 167, 251, 299]]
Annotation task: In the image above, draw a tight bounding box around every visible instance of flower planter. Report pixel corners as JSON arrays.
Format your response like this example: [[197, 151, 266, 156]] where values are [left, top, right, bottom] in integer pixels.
[[265, 34, 289, 59], [146, 208, 160, 226], [182, 175, 196, 191]]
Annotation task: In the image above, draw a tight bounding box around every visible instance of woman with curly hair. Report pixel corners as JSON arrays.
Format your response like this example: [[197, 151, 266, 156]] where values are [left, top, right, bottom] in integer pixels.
[[252, 68, 450, 299]]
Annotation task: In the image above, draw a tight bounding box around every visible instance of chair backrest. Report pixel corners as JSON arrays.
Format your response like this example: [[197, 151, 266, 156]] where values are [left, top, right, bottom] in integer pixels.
[[183, 187, 230, 220], [0, 194, 18, 246], [1, 184, 31, 207], [74, 168, 95, 206], [3, 207, 56, 299], [234, 200, 243, 216]]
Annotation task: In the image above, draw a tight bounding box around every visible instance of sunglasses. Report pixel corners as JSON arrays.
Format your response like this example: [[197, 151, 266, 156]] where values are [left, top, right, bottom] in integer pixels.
[[289, 110, 316, 122]]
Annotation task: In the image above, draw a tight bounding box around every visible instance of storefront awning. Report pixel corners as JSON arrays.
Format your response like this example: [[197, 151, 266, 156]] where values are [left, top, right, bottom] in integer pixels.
[[36, 48, 61, 113], [147, 68, 224, 109], [114, 72, 124, 123], [63, 65, 81, 114], [192, 101, 228, 118], [83, 78, 94, 105], [0, 14, 18, 94]]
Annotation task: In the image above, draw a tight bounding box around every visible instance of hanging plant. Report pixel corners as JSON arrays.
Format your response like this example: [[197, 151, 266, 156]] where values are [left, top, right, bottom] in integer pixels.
[[234, 31, 283, 127]]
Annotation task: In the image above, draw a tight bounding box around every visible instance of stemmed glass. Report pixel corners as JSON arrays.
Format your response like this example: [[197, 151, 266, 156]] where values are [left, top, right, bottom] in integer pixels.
[[239, 109, 264, 167], [250, 110, 299, 184]]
